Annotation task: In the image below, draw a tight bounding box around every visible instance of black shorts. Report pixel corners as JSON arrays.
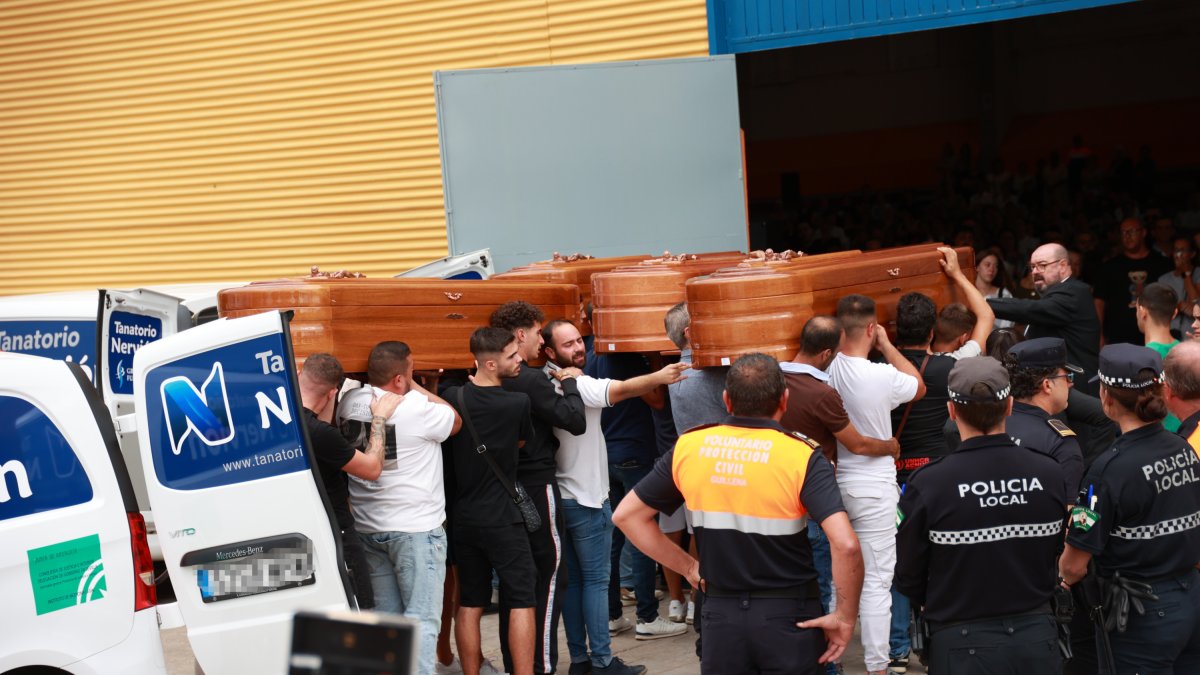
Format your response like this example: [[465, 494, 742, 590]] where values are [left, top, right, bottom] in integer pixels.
[[453, 522, 537, 609]]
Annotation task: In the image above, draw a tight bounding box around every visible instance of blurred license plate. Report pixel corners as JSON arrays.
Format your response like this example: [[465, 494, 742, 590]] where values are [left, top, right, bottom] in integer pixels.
[[194, 538, 316, 603]]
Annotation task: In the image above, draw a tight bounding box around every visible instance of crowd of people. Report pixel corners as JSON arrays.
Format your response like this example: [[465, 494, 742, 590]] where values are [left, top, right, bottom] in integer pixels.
[[296, 231, 1200, 675]]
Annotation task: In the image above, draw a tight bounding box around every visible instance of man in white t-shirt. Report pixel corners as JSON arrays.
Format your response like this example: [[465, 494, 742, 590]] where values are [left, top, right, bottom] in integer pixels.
[[827, 295, 924, 675], [539, 320, 686, 675], [337, 341, 461, 675]]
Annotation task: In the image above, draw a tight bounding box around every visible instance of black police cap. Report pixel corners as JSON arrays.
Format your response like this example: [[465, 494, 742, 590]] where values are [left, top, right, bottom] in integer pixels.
[[1007, 337, 1083, 373], [948, 356, 1011, 404], [1091, 343, 1163, 389]]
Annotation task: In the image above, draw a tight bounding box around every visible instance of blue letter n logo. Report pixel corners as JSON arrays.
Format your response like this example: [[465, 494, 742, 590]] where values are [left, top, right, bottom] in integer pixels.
[[160, 362, 235, 456]]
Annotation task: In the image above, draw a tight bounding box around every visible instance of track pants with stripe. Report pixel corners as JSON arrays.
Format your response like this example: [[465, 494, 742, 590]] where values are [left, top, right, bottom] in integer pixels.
[[500, 482, 567, 674]]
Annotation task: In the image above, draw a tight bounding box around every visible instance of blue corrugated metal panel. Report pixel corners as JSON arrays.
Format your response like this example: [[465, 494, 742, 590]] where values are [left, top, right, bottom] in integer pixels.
[[708, 0, 1139, 53]]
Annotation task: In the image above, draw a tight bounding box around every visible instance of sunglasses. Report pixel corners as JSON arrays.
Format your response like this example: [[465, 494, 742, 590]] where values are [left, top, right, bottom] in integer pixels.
[[1046, 373, 1075, 384]]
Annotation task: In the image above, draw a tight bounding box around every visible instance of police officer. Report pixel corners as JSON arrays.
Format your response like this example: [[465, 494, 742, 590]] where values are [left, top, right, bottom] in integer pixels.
[[1004, 337, 1086, 505], [895, 357, 1067, 674], [612, 353, 865, 674], [1059, 344, 1200, 673]]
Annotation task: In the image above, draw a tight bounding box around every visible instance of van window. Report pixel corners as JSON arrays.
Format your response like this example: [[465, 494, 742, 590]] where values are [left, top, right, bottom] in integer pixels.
[[0, 395, 93, 521]]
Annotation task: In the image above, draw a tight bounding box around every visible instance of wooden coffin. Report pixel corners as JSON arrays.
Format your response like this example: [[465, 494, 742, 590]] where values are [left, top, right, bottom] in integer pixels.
[[217, 278, 580, 372], [687, 245, 976, 367], [589, 251, 783, 353], [491, 254, 650, 333]]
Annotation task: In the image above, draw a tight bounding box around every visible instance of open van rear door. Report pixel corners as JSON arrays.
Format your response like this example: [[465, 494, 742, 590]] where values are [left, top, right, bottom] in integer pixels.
[[133, 311, 349, 674], [98, 288, 187, 542]]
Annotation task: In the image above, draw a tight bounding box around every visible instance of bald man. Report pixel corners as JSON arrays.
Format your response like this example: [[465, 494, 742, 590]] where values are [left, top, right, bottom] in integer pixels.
[[1164, 340, 1200, 441], [988, 243, 1101, 394]]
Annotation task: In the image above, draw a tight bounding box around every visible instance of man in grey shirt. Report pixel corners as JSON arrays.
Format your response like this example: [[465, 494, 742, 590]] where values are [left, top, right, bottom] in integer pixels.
[[664, 302, 727, 435], [661, 302, 727, 655]]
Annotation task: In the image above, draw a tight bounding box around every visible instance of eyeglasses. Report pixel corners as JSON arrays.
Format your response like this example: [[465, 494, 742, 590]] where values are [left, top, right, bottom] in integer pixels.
[[1121, 229, 1144, 238], [1030, 259, 1066, 272], [1047, 373, 1075, 384]]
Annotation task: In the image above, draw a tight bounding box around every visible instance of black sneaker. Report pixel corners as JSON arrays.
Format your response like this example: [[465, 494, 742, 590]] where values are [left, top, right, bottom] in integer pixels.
[[888, 650, 909, 673], [593, 656, 646, 675], [568, 661, 592, 675]]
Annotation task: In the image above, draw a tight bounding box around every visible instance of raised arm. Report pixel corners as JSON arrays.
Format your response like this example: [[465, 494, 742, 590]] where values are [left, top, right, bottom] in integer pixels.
[[939, 246, 994, 349], [608, 362, 688, 405], [873, 327, 926, 402]]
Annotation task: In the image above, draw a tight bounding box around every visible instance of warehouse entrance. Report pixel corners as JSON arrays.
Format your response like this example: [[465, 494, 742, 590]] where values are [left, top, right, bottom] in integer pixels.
[[735, 0, 1200, 253]]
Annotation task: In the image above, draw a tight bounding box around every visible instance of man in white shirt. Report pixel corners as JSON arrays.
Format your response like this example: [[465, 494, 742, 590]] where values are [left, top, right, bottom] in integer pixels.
[[540, 320, 686, 675], [827, 296, 925, 675], [337, 341, 462, 675]]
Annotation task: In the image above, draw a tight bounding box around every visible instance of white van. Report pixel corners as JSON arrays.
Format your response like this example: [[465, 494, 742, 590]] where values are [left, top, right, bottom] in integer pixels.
[[0, 284, 241, 557], [134, 310, 352, 673], [0, 353, 166, 673]]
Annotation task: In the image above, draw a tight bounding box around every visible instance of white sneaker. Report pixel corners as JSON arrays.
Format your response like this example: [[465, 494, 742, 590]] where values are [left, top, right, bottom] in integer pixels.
[[608, 615, 634, 636], [668, 599, 685, 623], [686, 600, 695, 625], [435, 657, 464, 675], [635, 615, 688, 640], [479, 659, 507, 675]]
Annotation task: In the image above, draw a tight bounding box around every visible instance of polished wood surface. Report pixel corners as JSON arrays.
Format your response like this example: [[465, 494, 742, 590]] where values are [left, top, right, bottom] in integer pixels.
[[688, 246, 975, 367], [590, 251, 751, 353], [591, 250, 861, 353], [217, 277, 579, 372], [492, 254, 651, 334]]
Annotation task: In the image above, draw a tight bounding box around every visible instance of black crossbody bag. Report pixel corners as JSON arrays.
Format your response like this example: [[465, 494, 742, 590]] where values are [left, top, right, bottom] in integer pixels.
[[456, 387, 542, 533]]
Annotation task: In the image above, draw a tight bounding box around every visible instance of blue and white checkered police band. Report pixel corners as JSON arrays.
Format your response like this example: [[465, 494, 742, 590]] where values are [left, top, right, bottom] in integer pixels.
[[1097, 371, 1163, 389], [929, 519, 1063, 545], [1111, 510, 1200, 540], [948, 384, 1011, 404]]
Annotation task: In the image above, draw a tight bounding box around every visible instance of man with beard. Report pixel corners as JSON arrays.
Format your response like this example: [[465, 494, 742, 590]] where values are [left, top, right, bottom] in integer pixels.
[[989, 242, 1102, 394], [489, 301, 586, 675], [540, 319, 687, 675]]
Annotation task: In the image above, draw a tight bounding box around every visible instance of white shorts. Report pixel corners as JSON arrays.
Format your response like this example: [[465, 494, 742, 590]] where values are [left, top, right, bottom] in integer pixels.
[[658, 505, 693, 534]]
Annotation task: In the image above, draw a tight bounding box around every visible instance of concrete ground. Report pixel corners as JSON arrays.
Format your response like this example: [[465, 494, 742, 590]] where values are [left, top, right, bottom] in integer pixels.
[[161, 604, 928, 674]]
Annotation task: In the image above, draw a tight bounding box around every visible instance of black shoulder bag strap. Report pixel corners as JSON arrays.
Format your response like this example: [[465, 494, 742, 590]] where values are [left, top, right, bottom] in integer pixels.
[[456, 386, 521, 505], [895, 353, 931, 439]]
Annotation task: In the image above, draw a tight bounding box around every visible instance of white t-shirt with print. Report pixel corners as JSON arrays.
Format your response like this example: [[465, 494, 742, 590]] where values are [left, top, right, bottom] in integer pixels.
[[826, 353, 919, 483], [337, 386, 456, 534], [544, 364, 613, 509]]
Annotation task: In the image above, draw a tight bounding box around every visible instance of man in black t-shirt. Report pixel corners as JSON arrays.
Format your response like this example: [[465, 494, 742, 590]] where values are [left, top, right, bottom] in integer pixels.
[[490, 300, 586, 675], [884, 250, 993, 672], [1095, 218, 1172, 344], [298, 352, 401, 610], [444, 327, 538, 675]]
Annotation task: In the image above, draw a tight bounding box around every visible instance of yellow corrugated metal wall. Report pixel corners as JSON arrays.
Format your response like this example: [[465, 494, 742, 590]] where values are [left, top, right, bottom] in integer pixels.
[[0, 0, 708, 296]]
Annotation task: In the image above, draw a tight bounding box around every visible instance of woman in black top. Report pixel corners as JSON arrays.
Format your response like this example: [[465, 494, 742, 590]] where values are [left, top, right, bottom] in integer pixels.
[[1059, 344, 1200, 674]]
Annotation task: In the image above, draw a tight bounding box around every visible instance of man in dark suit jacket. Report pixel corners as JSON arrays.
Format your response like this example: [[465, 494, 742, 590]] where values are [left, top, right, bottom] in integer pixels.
[[988, 243, 1101, 395]]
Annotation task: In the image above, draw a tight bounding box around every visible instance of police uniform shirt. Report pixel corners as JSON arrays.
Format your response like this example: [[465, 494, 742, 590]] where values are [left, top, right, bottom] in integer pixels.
[[1007, 401, 1085, 500], [1067, 423, 1200, 580], [633, 416, 845, 591], [895, 434, 1067, 624]]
